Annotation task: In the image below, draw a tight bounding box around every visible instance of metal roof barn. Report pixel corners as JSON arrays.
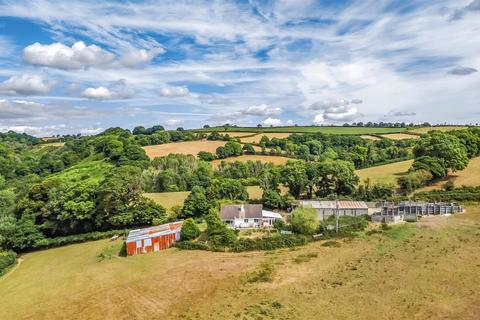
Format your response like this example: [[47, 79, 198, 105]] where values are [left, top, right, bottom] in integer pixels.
[[125, 221, 182, 256]]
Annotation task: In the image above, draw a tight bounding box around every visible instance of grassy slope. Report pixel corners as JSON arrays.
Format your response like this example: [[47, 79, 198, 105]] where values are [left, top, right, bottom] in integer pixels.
[[46, 160, 114, 184], [2, 209, 480, 319], [355, 159, 414, 186]]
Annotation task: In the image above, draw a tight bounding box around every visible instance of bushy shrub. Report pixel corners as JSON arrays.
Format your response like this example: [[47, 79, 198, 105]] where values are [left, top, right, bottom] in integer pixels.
[[232, 234, 311, 252], [0, 251, 16, 276], [181, 218, 200, 240], [291, 207, 319, 235]]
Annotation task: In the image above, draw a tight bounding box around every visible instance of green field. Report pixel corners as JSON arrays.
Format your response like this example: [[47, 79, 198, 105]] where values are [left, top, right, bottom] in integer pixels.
[[194, 126, 408, 135], [2, 208, 479, 319], [356, 159, 414, 186]]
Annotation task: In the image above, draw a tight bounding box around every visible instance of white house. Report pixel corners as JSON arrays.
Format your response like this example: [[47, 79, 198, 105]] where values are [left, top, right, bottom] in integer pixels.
[[220, 204, 283, 228]]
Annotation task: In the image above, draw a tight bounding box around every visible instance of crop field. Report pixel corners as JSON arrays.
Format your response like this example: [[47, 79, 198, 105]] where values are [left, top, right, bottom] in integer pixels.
[[2, 208, 479, 319], [356, 159, 414, 185], [142, 140, 226, 159], [240, 133, 293, 144], [360, 135, 381, 140], [219, 132, 257, 138], [417, 157, 480, 192], [212, 155, 291, 167], [194, 126, 408, 135], [408, 126, 467, 134], [380, 133, 419, 140]]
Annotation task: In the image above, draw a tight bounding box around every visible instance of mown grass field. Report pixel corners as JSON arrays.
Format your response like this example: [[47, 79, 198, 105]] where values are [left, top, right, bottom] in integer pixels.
[[142, 140, 226, 159], [356, 159, 414, 185], [408, 126, 467, 134], [195, 126, 408, 134], [380, 133, 419, 140], [418, 156, 480, 192], [212, 155, 291, 167], [2, 208, 479, 319]]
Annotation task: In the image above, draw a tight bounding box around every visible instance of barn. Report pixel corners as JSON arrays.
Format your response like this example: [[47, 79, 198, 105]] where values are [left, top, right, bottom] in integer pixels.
[[125, 221, 182, 256], [296, 200, 369, 221]]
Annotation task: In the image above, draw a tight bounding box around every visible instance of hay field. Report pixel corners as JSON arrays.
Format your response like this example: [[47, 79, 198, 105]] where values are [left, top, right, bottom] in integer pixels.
[[220, 132, 257, 138], [417, 157, 480, 192], [142, 140, 225, 159], [2, 208, 480, 319], [360, 135, 381, 140], [211, 155, 290, 167], [409, 126, 467, 134], [356, 159, 414, 185], [240, 133, 293, 144], [380, 133, 419, 140]]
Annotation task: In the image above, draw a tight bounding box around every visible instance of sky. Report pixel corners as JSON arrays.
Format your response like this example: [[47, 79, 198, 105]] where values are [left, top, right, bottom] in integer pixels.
[[0, 0, 479, 136]]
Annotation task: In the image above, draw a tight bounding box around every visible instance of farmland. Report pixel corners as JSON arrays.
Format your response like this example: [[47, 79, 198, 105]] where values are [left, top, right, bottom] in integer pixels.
[[418, 157, 480, 192], [379, 133, 419, 140], [143, 140, 226, 159], [212, 155, 291, 167], [195, 126, 408, 134], [408, 126, 467, 134], [1, 208, 479, 319], [356, 159, 414, 185], [239, 132, 293, 144]]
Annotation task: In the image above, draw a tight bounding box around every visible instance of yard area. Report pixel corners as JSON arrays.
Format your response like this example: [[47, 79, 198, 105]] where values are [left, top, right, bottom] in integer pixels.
[[142, 140, 226, 159], [356, 159, 414, 186], [1, 208, 479, 319]]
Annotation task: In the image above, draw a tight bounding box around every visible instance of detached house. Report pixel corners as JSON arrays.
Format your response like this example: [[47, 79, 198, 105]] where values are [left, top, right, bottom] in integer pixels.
[[220, 204, 283, 228]]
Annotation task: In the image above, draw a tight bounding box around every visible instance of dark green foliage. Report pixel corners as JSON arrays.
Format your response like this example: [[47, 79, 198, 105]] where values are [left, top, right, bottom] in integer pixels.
[[232, 234, 310, 252], [261, 189, 291, 210], [242, 144, 255, 154], [0, 217, 45, 251], [280, 160, 308, 198], [0, 251, 16, 276], [412, 156, 447, 179], [205, 208, 237, 248], [180, 218, 200, 240], [318, 215, 368, 235], [197, 151, 215, 161], [397, 170, 433, 194], [414, 186, 480, 202], [272, 219, 285, 231], [356, 181, 395, 201], [206, 179, 249, 201], [182, 186, 212, 218]]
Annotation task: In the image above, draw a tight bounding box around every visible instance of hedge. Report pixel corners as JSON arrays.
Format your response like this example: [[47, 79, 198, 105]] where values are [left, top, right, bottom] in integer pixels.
[[414, 187, 480, 202], [0, 251, 17, 276], [31, 229, 129, 251]]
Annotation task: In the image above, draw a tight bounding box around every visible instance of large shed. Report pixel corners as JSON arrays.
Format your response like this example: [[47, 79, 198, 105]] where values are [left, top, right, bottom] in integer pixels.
[[296, 200, 369, 221], [125, 222, 182, 256]]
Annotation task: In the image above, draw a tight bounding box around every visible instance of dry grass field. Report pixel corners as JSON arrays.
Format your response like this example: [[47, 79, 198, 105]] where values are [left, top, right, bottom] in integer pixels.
[[220, 132, 257, 138], [240, 133, 293, 144], [211, 155, 290, 167], [417, 157, 480, 192], [356, 159, 414, 185], [380, 133, 419, 140], [142, 140, 226, 159], [2, 208, 480, 319], [360, 135, 381, 140], [409, 126, 467, 134]]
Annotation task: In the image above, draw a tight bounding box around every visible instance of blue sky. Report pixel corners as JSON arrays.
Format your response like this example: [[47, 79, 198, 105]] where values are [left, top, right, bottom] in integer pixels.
[[0, 0, 479, 136]]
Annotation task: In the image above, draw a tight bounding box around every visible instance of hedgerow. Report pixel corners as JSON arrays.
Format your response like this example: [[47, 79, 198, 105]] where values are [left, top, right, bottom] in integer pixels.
[[0, 251, 17, 276]]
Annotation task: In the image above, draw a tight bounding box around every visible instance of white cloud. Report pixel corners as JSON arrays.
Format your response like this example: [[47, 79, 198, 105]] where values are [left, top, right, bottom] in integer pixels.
[[119, 47, 165, 67], [24, 41, 115, 69], [82, 80, 134, 100], [309, 99, 350, 111], [160, 86, 190, 97], [351, 99, 363, 104], [262, 117, 283, 126], [313, 114, 324, 125], [0, 74, 53, 95], [323, 106, 359, 121], [165, 119, 181, 126], [243, 104, 282, 116]]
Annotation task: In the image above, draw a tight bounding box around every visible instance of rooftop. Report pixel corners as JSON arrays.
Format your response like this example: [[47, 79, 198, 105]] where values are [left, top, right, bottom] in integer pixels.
[[298, 200, 368, 210]]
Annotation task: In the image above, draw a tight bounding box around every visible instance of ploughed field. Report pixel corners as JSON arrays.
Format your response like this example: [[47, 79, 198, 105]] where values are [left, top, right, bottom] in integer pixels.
[[2, 208, 480, 319]]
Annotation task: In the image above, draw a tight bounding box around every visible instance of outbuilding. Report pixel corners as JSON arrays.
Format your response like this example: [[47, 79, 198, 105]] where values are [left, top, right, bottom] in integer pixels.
[[125, 221, 182, 256], [296, 200, 369, 221], [220, 204, 283, 228]]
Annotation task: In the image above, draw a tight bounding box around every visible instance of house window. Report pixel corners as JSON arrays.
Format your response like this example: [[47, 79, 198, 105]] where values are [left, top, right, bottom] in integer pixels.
[[136, 240, 142, 248], [225, 220, 232, 224], [144, 238, 152, 247], [244, 219, 249, 223], [253, 218, 260, 223]]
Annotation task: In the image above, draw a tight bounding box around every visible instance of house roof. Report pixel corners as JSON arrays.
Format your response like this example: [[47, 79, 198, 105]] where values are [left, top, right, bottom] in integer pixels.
[[299, 200, 368, 210], [126, 221, 182, 243], [262, 210, 282, 219], [220, 204, 263, 220]]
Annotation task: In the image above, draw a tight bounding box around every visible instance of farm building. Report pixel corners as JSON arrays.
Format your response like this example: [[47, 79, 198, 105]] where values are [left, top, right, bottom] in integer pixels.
[[296, 200, 369, 221], [220, 204, 283, 228], [372, 201, 463, 223], [125, 222, 182, 256]]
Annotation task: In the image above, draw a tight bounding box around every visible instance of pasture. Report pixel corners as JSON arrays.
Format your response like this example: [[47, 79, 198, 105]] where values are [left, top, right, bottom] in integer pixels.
[[356, 159, 414, 185], [2, 208, 479, 319], [240, 133, 293, 144], [211, 155, 291, 167], [418, 157, 480, 192], [360, 135, 381, 140], [380, 133, 419, 140], [195, 126, 408, 134], [142, 140, 226, 159], [408, 126, 467, 134]]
